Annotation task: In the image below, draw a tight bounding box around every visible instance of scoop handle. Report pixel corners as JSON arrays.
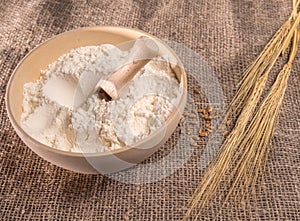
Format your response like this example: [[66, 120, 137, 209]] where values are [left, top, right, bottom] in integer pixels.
[[100, 37, 159, 100]]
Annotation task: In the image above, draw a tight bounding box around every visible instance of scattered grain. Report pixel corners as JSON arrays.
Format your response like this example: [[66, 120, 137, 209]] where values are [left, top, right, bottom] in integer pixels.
[[189, 114, 196, 118], [191, 142, 198, 147], [192, 136, 201, 141], [199, 128, 208, 137], [203, 114, 213, 121], [206, 105, 212, 114], [206, 128, 212, 133], [194, 89, 201, 94], [189, 98, 195, 103], [180, 117, 186, 124]]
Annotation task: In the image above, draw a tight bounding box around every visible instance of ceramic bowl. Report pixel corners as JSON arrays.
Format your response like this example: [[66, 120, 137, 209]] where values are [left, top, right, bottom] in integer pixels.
[[5, 26, 187, 174]]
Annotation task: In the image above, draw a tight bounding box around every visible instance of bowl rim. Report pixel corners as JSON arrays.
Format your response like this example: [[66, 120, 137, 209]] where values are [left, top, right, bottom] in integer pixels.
[[5, 25, 187, 157]]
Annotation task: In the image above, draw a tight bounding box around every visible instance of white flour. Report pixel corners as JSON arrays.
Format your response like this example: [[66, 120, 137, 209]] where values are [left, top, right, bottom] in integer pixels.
[[21, 44, 181, 153]]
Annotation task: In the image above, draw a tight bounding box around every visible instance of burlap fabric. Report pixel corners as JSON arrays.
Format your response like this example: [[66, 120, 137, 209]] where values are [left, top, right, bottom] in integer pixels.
[[1, 0, 299, 220]]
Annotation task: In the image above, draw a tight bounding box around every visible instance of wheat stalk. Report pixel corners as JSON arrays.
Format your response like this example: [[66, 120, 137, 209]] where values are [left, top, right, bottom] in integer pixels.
[[225, 2, 300, 201], [184, 2, 300, 219], [226, 29, 299, 203]]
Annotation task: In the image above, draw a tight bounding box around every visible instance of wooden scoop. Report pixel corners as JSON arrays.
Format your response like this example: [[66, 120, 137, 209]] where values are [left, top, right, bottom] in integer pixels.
[[97, 36, 159, 100]]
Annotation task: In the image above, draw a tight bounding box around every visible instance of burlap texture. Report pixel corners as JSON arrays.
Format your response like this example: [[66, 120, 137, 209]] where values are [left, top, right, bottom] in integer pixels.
[[1, 0, 299, 220]]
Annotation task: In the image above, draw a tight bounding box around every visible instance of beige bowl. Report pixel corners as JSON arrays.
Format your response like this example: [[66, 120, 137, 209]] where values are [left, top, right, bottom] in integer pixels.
[[5, 26, 187, 174]]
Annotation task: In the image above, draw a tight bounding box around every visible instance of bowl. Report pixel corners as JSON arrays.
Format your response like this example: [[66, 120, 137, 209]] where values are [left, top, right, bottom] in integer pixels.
[[5, 26, 187, 174]]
